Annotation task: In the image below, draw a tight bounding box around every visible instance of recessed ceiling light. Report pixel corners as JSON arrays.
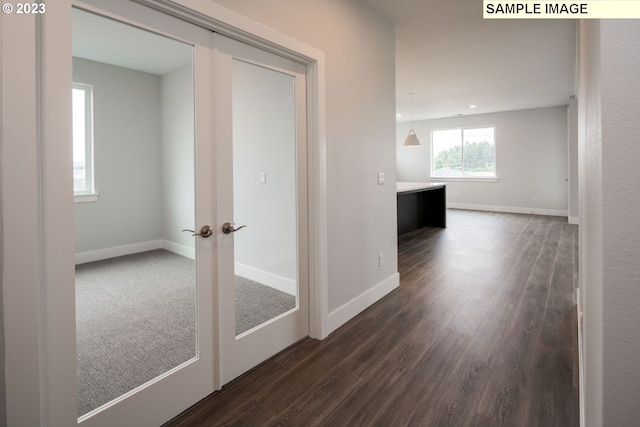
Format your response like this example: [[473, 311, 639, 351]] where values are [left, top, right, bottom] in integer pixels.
[[469, 104, 477, 109]]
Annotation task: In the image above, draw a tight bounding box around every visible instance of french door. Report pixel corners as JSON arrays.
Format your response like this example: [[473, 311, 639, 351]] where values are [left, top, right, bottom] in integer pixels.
[[214, 35, 309, 385], [68, 3, 217, 427], [43, 1, 309, 426]]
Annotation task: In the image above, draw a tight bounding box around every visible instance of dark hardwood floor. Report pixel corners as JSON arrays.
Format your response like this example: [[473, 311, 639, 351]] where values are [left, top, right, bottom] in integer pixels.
[[164, 209, 579, 427]]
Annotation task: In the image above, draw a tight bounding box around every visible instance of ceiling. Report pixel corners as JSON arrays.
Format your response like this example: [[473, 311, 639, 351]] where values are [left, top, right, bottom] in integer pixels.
[[73, 1, 577, 121], [356, 0, 577, 121], [72, 8, 192, 76]]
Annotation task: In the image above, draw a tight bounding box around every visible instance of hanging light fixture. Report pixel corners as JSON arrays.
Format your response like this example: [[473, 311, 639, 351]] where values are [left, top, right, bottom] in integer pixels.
[[403, 92, 420, 146]]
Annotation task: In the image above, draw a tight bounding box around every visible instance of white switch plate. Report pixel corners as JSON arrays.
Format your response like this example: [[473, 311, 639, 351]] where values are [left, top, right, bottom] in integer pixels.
[[378, 253, 384, 267], [260, 172, 267, 184], [377, 172, 385, 185]]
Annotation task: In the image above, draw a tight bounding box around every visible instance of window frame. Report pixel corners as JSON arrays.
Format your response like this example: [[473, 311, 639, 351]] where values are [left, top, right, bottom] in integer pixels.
[[429, 125, 498, 182], [72, 82, 98, 202]]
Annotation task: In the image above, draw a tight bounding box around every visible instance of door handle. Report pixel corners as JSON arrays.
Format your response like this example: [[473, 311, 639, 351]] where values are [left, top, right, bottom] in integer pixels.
[[221, 222, 247, 234], [182, 225, 213, 238]]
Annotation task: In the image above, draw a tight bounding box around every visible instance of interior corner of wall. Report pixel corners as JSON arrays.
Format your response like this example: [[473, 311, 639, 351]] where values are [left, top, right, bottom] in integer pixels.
[[325, 272, 399, 337]]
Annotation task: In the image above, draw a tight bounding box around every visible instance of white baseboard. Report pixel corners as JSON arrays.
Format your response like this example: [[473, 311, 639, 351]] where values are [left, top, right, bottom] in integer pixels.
[[447, 202, 568, 217], [235, 263, 297, 296], [75, 239, 195, 264], [162, 240, 195, 259], [326, 272, 400, 336], [577, 288, 585, 427], [569, 216, 580, 225], [75, 240, 164, 264]]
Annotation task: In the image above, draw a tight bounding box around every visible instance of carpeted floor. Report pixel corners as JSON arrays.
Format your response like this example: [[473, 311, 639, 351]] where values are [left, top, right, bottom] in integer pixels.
[[75, 249, 295, 416], [235, 276, 296, 335]]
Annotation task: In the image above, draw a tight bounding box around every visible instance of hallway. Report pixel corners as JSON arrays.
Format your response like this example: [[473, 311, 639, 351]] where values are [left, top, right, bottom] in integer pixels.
[[165, 210, 579, 427]]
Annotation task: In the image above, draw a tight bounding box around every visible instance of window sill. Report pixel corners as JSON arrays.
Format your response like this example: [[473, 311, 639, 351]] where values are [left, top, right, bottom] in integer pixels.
[[74, 193, 99, 203], [429, 177, 499, 183]]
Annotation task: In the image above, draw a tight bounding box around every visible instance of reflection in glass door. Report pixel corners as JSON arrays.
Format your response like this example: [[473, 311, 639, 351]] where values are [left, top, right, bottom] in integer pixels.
[[231, 59, 299, 336], [72, 8, 198, 417], [217, 34, 309, 385]]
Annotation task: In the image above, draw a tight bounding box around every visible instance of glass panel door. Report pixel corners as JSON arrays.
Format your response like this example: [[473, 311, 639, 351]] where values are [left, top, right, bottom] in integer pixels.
[[71, 7, 214, 423], [231, 58, 299, 336], [216, 34, 309, 386]]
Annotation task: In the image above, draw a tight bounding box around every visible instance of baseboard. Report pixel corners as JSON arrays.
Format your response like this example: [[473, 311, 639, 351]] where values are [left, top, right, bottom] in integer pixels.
[[326, 272, 400, 336], [235, 263, 297, 295], [162, 240, 195, 259], [447, 202, 568, 217], [577, 288, 586, 427], [75, 240, 164, 264], [75, 239, 195, 264], [569, 216, 580, 225]]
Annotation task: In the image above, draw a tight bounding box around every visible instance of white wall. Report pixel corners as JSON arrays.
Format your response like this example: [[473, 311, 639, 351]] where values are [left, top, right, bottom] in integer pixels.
[[567, 96, 579, 224], [161, 65, 195, 257], [0, 152, 5, 427], [579, 20, 640, 427], [0, 13, 6, 418], [73, 58, 196, 262], [397, 106, 568, 216], [211, 0, 398, 318], [73, 58, 164, 256], [600, 21, 640, 427], [232, 58, 297, 287]]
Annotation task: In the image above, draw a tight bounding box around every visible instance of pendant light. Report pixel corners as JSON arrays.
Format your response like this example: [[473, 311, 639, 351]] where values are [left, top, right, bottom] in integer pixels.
[[403, 92, 420, 146]]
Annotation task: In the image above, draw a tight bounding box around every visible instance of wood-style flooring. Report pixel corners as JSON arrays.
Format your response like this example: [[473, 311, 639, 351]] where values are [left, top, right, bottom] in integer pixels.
[[164, 209, 579, 427]]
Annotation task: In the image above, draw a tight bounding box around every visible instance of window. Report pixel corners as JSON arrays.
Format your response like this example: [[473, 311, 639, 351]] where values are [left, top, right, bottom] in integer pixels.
[[72, 83, 97, 201], [431, 126, 496, 180]]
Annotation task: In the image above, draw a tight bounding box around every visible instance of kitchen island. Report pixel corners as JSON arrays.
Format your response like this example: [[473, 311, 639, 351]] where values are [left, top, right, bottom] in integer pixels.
[[396, 182, 446, 235]]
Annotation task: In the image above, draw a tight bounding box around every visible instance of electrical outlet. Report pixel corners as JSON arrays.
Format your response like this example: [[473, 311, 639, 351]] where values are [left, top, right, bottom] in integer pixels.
[[378, 253, 384, 267], [377, 172, 385, 185]]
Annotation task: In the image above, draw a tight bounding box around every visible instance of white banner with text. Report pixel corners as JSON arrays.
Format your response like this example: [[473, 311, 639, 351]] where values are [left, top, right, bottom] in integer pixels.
[[483, 1, 640, 19]]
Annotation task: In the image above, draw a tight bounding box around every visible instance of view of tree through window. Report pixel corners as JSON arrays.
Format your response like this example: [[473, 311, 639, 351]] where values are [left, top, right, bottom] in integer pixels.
[[431, 126, 495, 178], [73, 83, 94, 194]]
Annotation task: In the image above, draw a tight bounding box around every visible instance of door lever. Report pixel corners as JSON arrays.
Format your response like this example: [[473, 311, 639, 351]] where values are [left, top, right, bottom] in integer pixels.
[[182, 225, 213, 238], [221, 222, 247, 234]]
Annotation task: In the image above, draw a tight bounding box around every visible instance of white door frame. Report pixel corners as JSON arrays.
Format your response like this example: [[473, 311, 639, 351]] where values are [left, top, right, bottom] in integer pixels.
[[1, 1, 328, 426]]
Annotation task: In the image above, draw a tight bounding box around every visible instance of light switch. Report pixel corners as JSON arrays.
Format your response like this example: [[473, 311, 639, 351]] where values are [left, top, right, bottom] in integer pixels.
[[377, 172, 385, 185], [260, 172, 267, 184]]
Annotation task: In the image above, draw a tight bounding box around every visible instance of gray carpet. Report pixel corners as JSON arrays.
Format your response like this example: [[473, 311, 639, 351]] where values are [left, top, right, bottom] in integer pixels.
[[75, 249, 295, 416], [235, 277, 296, 335]]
